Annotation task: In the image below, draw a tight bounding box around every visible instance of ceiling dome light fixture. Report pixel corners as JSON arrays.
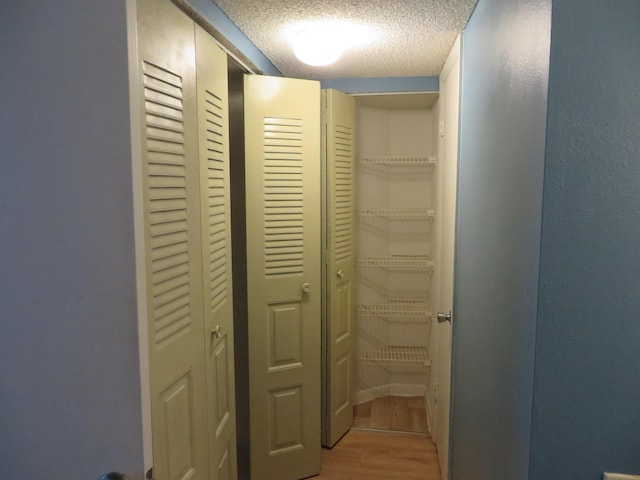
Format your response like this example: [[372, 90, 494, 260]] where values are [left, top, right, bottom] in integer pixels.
[[293, 25, 344, 66]]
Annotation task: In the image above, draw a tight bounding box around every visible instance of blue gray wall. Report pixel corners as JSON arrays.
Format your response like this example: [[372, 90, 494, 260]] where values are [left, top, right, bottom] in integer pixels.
[[451, 0, 551, 478], [320, 76, 439, 93], [530, 1, 640, 478], [0, 2, 144, 478]]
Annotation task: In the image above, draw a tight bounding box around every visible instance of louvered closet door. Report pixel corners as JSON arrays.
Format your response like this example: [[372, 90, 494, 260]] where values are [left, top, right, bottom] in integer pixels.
[[244, 75, 321, 480], [322, 89, 356, 447], [195, 25, 238, 480], [137, 0, 208, 479]]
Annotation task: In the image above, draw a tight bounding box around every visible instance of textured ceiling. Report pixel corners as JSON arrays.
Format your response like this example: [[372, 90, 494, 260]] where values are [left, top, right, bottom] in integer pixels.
[[212, 0, 477, 79]]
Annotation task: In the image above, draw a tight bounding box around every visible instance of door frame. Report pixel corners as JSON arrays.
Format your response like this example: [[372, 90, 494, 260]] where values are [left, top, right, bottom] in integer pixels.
[[433, 35, 461, 480]]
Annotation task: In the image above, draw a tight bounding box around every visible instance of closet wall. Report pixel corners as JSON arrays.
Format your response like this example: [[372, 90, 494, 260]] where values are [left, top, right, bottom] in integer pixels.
[[353, 97, 439, 412]]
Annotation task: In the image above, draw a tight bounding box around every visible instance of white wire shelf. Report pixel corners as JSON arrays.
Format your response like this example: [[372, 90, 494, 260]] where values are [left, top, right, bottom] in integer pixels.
[[356, 208, 435, 220], [357, 302, 432, 322], [357, 255, 434, 271], [359, 156, 436, 167], [359, 346, 431, 367]]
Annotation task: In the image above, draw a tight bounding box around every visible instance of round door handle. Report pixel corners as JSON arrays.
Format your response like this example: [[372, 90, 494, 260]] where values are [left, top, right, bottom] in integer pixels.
[[100, 473, 127, 480], [437, 311, 452, 323], [302, 282, 311, 293], [337, 269, 344, 278]]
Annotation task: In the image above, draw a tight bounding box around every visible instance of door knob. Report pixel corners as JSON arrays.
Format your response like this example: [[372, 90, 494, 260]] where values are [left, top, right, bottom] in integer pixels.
[[337, 269, 344, 278], [437, 311, 452, 323], [212, 325, 222, 339], [100, 474, 127, 480], [301, 282, 311, 293]]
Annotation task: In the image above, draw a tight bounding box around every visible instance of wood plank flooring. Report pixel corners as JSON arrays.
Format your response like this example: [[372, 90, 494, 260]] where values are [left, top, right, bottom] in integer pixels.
[[353, 396, 429, 433], [313, 429, 441, 480]]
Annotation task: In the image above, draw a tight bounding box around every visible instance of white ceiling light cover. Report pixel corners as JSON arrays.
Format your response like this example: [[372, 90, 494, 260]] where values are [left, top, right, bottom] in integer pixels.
[[293, 25, 343, 66], [291, 21, 374, 66]]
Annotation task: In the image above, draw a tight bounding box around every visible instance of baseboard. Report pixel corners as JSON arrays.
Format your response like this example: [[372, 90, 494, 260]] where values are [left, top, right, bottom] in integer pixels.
[[353, 383, 427, 405], [353, 385, 390, 405], [425, 390, 434, 436]]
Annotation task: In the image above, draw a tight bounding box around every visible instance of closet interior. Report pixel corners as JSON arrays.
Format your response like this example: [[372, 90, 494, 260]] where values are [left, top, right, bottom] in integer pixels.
[[352, 93, 439, 434]]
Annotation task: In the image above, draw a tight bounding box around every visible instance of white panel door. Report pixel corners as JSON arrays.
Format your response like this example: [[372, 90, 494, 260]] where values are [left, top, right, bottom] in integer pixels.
[[195, 25, 238, 480], [244, 74, 322, 480], [434, 37, 461, 480], [136, 0, 208, 479], [321, 89, 356, 447]]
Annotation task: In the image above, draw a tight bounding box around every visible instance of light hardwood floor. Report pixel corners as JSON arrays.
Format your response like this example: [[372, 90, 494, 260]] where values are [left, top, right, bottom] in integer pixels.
[[353, 396, 429, 433], [313, 429, 441, 480]]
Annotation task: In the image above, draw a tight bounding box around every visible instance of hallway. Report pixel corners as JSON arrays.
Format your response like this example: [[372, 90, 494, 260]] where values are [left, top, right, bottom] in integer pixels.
[[315, 429, 441, 480]]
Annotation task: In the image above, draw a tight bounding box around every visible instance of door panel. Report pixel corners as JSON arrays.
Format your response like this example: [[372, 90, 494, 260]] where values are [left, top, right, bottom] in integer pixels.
[[322, 89, 356, 447], [269, 302, 302, 368], [244, 75, 321, 480], [435, 37, 461, 480], [137, 0, 208, 479], [270, 387, 304, 453], [161, 373, 197, 480], [195, 25, 238, 480]]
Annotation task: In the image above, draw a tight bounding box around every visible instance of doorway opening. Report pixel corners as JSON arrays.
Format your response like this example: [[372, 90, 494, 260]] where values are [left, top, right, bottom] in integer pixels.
[[351, 92, 439, 437]]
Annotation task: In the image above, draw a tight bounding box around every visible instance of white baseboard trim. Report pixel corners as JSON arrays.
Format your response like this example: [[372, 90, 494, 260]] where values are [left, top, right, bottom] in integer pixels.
[[353, 383, 427, 405], [425, 391, 434, 436], [353, 385, 389, 405]]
